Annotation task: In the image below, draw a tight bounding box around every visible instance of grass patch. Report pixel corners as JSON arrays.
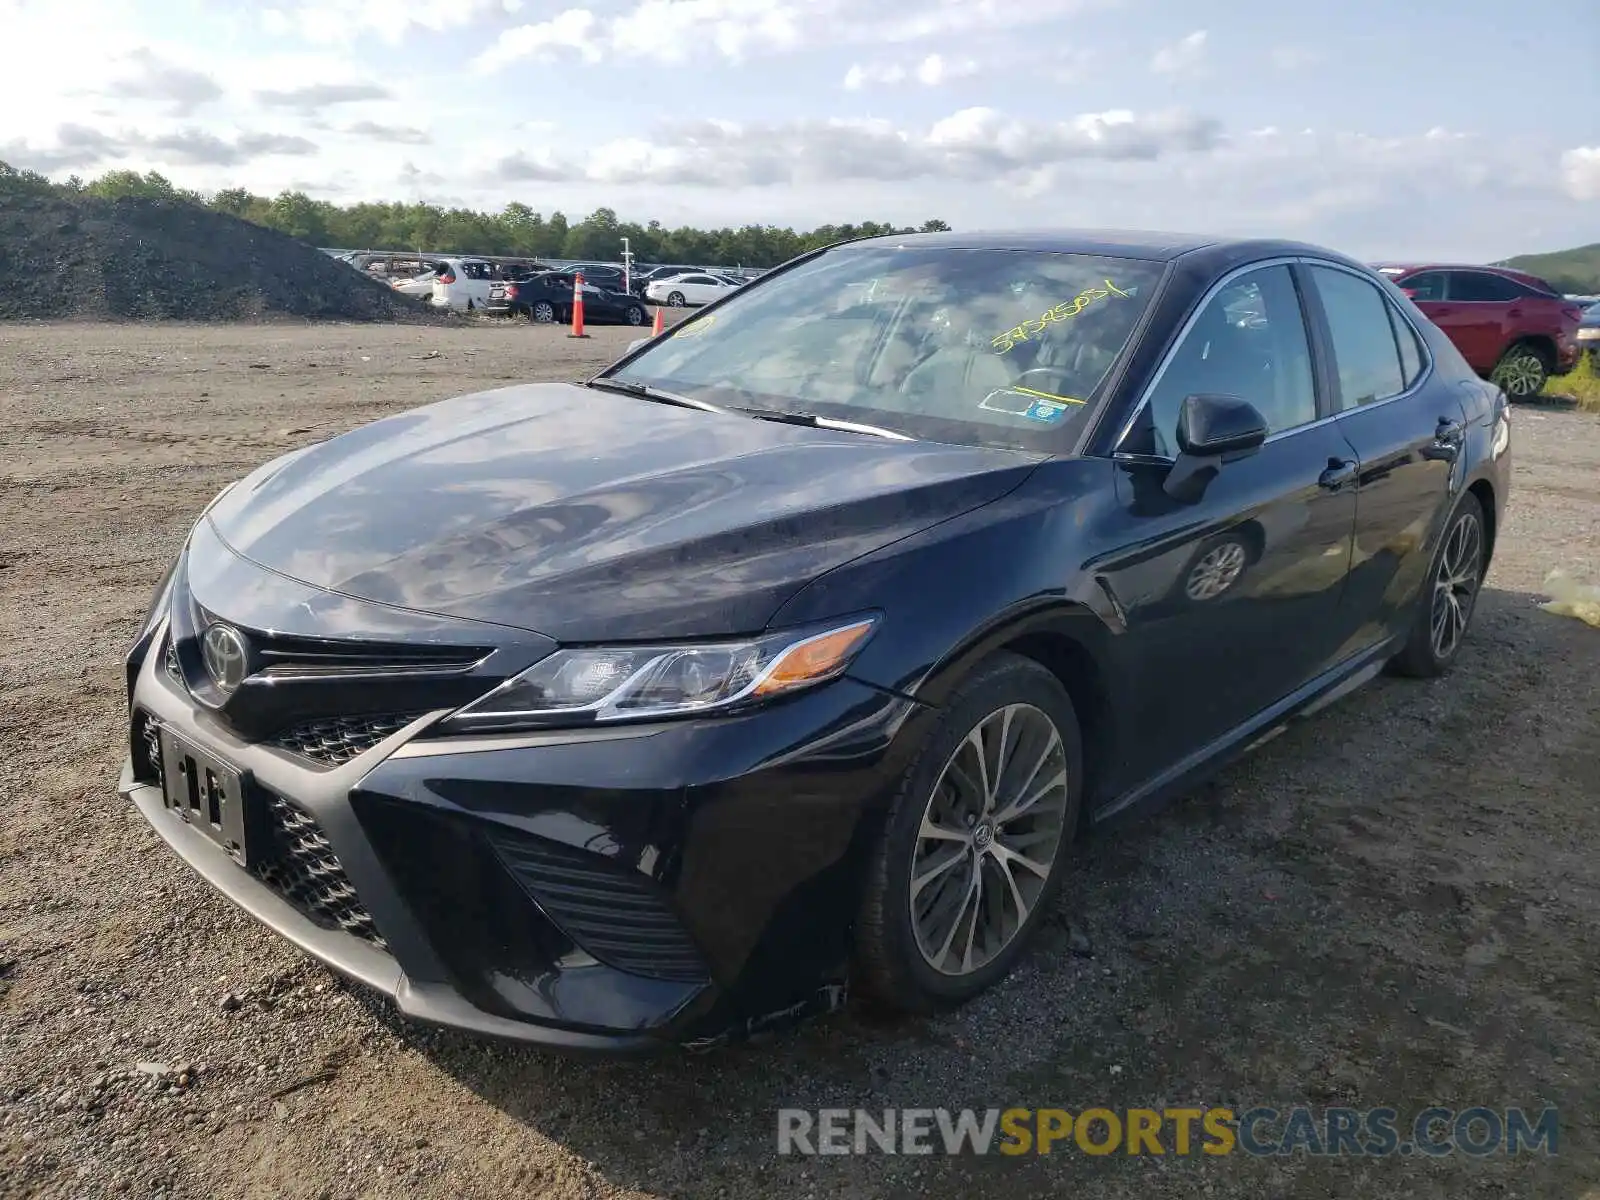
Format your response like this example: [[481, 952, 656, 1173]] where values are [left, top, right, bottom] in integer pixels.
[[1541, 351, 1600, 411]]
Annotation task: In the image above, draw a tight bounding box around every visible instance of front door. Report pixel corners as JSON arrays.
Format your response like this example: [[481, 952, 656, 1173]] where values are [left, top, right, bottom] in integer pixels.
[[1099, 262, 1358, 778]]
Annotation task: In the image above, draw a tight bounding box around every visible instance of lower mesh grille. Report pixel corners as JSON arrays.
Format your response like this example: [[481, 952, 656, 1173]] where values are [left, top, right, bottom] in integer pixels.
[[252, 792, 387, 949], [488, 830, 708, 983], [268, 713, 426, 767], [131, 709, 163, 784]]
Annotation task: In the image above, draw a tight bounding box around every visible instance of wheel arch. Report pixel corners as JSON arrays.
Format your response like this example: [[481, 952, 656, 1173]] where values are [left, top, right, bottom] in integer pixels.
[[907, 600, 1122, 822], [1504, 334, 1556, 370], [1467, 476, 1497, 565]]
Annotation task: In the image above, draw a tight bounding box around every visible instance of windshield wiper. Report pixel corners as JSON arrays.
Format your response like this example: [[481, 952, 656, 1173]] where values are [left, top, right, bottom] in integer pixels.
[[732, 407, 913, 441], [585, 377, 730, 415]]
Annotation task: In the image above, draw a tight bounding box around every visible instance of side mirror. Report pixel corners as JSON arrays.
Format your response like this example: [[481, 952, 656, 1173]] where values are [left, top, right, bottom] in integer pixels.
[[1164, 394, 1268, 502], [1177, 393, 1268, 456]]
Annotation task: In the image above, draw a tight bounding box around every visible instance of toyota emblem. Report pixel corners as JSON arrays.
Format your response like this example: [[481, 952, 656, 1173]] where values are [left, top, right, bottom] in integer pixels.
[[201, 623, 249, 692]]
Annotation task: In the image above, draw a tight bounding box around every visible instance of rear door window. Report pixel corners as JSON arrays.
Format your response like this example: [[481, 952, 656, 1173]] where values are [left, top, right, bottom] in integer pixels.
[[1309, 266, 1407, 409], [1388, 305, 1426, 388], [1448, 272, 1519, 303]]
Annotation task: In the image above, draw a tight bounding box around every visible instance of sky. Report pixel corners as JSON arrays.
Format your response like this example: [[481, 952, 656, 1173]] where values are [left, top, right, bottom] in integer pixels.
[[2, 0, 1596, 260]]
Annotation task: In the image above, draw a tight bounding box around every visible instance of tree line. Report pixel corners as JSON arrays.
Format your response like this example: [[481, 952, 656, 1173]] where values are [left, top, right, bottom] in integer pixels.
[[0, 161, 951, 268]]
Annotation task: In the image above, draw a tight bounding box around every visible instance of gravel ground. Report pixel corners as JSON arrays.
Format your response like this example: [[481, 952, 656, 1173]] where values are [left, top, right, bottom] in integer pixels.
[[1, 321, 1597, 1200]]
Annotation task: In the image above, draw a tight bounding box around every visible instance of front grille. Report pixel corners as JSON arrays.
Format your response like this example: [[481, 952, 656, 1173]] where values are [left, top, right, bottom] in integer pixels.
[[488, 830, 708, 983], [268, 713, 427, 767], [252, 792, 386, 949]]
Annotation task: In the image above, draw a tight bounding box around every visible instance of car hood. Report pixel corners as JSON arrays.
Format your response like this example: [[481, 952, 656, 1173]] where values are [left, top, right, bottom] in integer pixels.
[[206, 382, 1040, 640]]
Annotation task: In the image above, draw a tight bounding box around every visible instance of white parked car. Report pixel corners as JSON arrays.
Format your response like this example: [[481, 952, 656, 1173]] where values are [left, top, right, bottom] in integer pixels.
[[644, 272, 739, 307], [391, 271, 437, 298], [430, 258, 497, 311]]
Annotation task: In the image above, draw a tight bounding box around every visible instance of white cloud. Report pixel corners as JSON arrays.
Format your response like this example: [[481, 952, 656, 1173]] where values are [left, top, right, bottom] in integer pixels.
[[1560, 146, 1600, 201], [481, 0, 1111, 69], [474, 8, 602, 71], [843, 62, 900, 89], [1150, 29, 1206, 75], [842, 53, 975, 89], [610, 0, 802, 62], [260, 0, 515, 44], [564, 107, 1221, 188]]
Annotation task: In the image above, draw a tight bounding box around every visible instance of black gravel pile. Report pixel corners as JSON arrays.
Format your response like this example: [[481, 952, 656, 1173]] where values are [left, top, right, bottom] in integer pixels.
[[0, 185, 442, 322]]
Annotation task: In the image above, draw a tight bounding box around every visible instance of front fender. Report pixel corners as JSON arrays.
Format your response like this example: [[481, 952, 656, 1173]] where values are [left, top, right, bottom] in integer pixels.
[[768, 457, 1128, 726]]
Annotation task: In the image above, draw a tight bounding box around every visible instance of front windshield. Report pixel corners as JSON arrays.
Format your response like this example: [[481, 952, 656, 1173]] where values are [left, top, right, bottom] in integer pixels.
[[608, 245, 1166, 451]]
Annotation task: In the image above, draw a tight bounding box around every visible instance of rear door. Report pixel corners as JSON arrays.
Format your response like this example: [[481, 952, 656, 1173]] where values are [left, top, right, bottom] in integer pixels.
[[1441, 270, 1521, 370], [1301, 262, 1466, 654], [1104, 261, 1360, 771]]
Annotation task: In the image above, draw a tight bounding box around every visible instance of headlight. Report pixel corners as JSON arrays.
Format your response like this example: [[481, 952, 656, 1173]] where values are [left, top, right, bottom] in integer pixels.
[[442, 616, 878, 732]]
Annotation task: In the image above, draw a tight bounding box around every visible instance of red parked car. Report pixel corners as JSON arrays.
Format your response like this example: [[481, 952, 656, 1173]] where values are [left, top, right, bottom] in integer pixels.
[[1374, 263, 1583, 398]]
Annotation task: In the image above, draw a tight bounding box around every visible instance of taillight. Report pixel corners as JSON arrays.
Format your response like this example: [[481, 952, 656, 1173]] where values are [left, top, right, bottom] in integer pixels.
[[505, 283, 518, 299], [438, 272, 455, 285]]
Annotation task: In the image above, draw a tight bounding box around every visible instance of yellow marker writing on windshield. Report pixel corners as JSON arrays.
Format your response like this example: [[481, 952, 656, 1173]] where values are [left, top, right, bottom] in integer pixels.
[[1011, 385, 1086, 406], [993, 280, 1130, 354]]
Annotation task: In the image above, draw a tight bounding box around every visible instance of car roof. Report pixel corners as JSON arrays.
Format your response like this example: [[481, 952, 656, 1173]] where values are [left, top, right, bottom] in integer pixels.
[[840, 228, 1361, 266], [1374, 262, 1554, 288]]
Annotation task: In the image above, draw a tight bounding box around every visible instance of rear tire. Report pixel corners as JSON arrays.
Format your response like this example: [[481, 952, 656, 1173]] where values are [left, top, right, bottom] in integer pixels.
[[854, 652, 1082, 1014], [1490, 342, 1549, 399], [530, 301, 556, 324], [625, 305, 646, 326], [1390, 491, 1486, 678], [668, 291, 687, 307]]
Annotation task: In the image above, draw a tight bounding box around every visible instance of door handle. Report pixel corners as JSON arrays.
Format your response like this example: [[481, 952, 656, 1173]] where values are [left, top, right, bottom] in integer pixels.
[[1318, 457, 1357, 489], [1507, 307, 1523, 318]]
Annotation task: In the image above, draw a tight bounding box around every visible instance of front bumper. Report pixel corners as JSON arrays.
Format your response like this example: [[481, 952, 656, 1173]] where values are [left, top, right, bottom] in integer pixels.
[[123, 621, 926, 1052]]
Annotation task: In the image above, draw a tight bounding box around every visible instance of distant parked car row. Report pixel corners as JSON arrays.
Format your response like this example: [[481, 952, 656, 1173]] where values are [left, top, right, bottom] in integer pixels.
[[1374, 263, 1585, 397], [375, 253, 757, 323]]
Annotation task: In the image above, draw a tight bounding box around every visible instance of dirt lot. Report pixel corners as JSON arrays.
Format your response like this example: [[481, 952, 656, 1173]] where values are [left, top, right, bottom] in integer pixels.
[[1, 321, 1597, 1200]]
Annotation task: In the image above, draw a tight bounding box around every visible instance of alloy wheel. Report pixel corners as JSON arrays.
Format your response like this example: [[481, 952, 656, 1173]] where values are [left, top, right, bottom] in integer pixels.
[[669, 292, 686, 307], [909, 704, 1069, 977], [1492, 350, 1546, 398], [532, 301, 555, 323], [1430, 510, 1482, 660], [627, 306, 645, 325], [1185, 540, 1247, 601]]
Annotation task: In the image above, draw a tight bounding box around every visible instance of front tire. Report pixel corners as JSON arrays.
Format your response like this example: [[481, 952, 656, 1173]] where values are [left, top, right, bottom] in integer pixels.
[[1490, 342, 1549, 399], [855, 652, 1082, 1013], [1390, 491, 1486, 678]]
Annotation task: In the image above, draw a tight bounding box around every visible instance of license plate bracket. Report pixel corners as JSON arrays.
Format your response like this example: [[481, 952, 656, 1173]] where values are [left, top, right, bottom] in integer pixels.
[[158, 728, 253, 866]]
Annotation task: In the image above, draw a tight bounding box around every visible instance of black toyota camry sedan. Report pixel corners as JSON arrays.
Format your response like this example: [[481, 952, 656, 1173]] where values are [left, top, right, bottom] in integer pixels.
[[121, 230, 1511, 1053]]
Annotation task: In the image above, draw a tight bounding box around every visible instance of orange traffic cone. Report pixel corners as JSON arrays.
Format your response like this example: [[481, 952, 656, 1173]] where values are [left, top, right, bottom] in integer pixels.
[[651, 307, 665, 336], [567, 271, 590, 339]]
